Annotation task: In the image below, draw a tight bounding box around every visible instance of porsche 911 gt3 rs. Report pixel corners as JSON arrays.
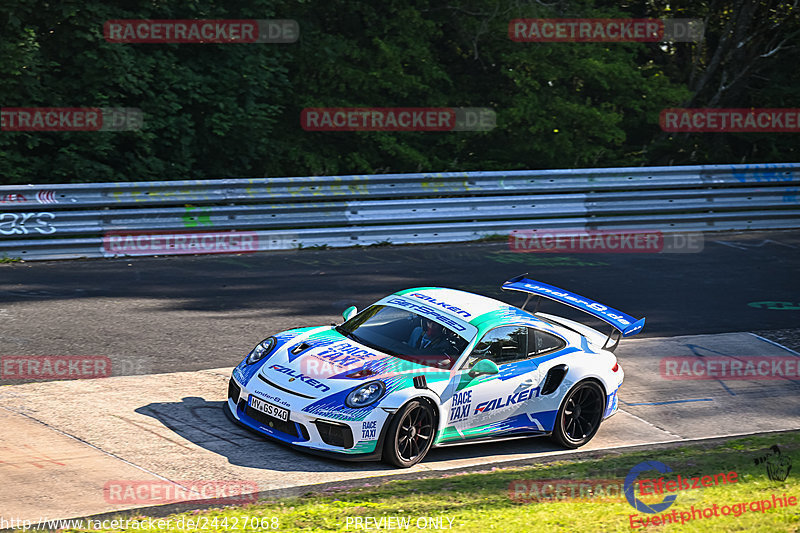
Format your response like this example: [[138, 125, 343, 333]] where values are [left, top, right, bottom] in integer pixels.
[[225, 275, 645, 467]]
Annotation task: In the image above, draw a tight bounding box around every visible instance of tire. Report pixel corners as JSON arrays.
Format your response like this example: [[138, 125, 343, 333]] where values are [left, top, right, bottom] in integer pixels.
[[382, 400, 436, 467], [550, 380, 605, 449]]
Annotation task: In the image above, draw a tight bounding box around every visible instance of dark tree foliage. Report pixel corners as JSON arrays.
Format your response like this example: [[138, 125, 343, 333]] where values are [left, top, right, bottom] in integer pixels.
[[0, 0, 797, 184]]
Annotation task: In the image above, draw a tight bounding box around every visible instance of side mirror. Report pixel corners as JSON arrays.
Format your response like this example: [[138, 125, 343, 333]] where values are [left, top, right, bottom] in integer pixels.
[[469, 359, 500, 377], [342, 306, 358, 321]]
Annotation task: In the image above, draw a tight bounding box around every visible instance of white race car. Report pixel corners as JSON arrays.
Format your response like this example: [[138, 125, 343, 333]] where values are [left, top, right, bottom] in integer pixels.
[[226, 275, 645, 467]]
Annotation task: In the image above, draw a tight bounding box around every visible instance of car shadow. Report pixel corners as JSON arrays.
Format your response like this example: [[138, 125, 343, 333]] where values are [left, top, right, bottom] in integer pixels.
[[134, 396, 567, 474], [134, 396, 378, 474]]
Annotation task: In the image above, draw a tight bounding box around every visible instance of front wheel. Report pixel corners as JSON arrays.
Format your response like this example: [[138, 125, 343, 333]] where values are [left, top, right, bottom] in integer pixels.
[[382, 400, 435, 467], [550, 380, 605, 449]]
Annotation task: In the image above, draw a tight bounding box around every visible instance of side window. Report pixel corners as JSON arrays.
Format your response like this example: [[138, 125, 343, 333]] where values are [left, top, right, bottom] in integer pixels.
[[527, 328, 566, 355], [467, 326, 528, 367]]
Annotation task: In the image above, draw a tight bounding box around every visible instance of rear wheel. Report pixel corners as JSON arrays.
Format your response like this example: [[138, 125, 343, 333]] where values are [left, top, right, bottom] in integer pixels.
[[550, 380, 605, 449], [382, 400, 435, 467]]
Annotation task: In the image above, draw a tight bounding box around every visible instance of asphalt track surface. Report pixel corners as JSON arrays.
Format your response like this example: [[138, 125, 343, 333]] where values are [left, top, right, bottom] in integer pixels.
[[1, 229, 800, 524], [1, 229, 799, 382], [1, 333, 799, 523]]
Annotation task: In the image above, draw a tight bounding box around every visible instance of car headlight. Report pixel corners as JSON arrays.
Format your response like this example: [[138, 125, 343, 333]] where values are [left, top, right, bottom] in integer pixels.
[[345, 381, 386, 408], [246, 337, 277, 365]]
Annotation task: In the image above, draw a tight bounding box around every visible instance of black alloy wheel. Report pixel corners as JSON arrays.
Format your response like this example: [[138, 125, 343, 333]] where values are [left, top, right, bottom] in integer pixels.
[[383, 400, 435, 467], [550, 380, 605, 449]]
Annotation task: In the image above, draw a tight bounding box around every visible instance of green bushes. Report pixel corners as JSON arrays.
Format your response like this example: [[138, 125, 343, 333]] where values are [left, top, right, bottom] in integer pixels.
[[0, 0, 796, 184]]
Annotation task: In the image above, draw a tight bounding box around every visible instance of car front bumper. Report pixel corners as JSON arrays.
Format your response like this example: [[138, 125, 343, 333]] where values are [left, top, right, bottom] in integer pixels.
[[225, 374, 391, 462]]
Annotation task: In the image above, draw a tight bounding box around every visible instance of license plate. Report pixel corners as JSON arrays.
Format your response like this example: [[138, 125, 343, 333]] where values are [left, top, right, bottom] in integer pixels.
[[249, 396, 289, 422]]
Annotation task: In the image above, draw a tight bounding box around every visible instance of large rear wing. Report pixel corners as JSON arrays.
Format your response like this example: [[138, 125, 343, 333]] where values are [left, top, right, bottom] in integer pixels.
[[502, 275, 645, 349]]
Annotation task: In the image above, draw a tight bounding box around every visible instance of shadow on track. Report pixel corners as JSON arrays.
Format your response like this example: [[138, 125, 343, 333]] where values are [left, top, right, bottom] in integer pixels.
[[134, 396, 567, 473]]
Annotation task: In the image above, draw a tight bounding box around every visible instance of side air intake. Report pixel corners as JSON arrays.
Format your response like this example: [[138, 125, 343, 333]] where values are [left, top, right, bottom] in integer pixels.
[[541, 364, 568, 395]]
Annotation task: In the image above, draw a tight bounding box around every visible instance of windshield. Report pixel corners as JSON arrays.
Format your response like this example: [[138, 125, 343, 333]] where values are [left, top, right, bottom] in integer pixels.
[[336, 305, 471, 370]]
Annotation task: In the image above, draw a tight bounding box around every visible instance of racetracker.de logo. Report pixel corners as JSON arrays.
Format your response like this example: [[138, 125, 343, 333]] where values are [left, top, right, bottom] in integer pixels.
[[509, 229, 704, 254], [660, 356, 800, 380], [300, 107, 496, 132], [1, 356, 112, 380], [103, 231, 259, 256], [660, 108, 800, 132], [508, 478, 627, 503], [509, 18, 703, 42], [299, 356, 450, 378], [103, 480, 258, 504], [1, 108, 143, 131], [104, 19, 298, 43]]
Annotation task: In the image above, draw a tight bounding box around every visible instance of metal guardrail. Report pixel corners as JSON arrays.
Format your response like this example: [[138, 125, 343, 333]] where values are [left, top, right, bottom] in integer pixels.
[[1, 163, 799, 261]]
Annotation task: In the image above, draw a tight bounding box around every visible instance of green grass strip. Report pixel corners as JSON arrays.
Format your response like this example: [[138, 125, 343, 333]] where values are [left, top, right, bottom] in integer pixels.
[[45, 431, 800, 532]]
